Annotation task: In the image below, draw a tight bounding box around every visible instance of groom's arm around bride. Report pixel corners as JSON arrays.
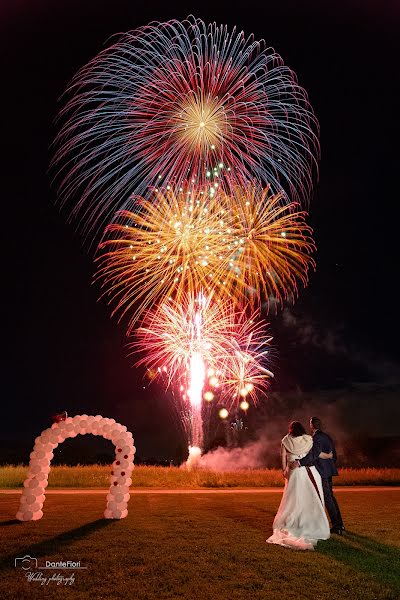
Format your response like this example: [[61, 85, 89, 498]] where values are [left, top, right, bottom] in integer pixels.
[[292, 417, 344, 534]]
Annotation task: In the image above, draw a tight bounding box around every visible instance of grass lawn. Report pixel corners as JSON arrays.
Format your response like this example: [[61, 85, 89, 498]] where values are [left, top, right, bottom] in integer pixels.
[[1, 465, 400, 488], [1, 490, 399, 599]]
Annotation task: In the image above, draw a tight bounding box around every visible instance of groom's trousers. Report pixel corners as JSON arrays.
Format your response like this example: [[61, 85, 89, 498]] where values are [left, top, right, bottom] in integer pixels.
[[321, 477, 343, 529]]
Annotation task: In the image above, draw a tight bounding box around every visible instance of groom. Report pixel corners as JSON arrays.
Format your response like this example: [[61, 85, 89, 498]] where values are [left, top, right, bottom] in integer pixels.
[[291, 417, 345, 535]]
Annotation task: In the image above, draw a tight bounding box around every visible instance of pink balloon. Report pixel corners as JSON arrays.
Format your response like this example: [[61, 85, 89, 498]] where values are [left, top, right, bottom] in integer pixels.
[[29, 480, 41, 489]]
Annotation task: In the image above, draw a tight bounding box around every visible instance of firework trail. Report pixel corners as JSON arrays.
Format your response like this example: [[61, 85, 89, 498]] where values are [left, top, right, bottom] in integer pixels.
[[52, 16, 319, 239]]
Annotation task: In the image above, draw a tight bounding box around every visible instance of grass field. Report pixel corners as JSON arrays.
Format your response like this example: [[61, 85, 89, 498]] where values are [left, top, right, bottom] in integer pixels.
[[1, 465, 400, 488], [0, 489, 399, 599]]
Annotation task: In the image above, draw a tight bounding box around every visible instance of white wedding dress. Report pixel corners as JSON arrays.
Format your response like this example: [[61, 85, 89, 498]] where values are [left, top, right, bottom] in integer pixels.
[[267, 434, 330, 550]]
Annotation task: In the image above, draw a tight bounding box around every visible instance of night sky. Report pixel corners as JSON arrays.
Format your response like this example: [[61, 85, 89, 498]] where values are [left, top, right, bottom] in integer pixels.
[[2, 0, 399, 463]]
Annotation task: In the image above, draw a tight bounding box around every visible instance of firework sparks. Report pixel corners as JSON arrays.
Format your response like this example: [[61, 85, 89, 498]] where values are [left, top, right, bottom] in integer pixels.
[[52, 16, 319, 237], [95, 185, 315, 330], [134, 293, 273, 415]]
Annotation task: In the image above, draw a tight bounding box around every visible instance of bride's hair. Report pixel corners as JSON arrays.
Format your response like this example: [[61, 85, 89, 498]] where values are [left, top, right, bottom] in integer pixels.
[[289, 421, 306, 437]]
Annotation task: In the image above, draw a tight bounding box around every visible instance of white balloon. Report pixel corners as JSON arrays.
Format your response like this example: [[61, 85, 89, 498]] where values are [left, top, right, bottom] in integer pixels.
[[17, 414, 135, 521], [32, 510, 43, 521], [28, 479, 40, 489]]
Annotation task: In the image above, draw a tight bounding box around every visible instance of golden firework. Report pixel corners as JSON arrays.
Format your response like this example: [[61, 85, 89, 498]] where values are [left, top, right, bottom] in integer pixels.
[[175, 93, 228, 154], [223, 185, 316, 308], [96, 185, 315, 331]]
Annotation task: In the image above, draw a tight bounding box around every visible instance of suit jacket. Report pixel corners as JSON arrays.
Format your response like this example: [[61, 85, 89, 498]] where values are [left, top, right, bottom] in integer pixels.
[[298, 430, 339, 479]]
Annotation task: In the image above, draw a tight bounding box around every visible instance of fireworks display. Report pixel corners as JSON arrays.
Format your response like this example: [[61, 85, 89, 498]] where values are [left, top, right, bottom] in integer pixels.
[[96, 185, 315, 331], [54, 17, 320, 461], [52, 16, 319, 238], [134, 294, 272, 405], [134, 293, 273, 450]]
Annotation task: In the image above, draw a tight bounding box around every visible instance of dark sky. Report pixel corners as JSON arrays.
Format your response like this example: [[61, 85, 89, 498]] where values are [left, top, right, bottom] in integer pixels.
[[1, 0, 399, 462]]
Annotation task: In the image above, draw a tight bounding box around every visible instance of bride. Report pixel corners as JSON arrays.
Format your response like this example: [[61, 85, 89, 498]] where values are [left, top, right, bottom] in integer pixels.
[[267, 421, 332, 550]]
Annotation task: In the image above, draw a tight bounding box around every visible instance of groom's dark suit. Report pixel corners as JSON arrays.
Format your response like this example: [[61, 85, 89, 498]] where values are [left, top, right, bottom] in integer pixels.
[[298, 430, 343, 530]]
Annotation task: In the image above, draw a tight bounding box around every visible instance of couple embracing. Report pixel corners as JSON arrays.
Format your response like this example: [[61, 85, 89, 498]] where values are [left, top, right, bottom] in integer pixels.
[[267, 417, 344, 550]]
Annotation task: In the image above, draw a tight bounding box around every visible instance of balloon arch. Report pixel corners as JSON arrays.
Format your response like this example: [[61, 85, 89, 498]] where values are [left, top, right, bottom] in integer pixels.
[[16, 415, 135, 521]]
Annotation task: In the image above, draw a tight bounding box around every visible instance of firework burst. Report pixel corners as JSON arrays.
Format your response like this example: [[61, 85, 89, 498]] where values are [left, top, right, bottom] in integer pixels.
[[52, 16, 319, 237], [95, 185, 315, 331], [134, 293, 273, 411]]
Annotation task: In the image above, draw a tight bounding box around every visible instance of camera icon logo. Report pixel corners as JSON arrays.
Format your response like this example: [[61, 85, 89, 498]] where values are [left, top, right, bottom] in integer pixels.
[[14, 555, 38, 570]]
